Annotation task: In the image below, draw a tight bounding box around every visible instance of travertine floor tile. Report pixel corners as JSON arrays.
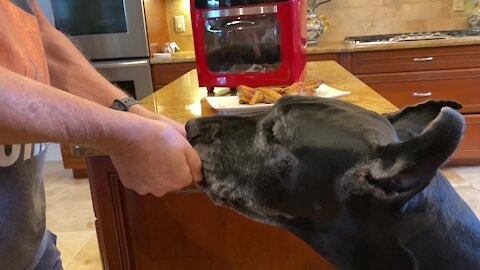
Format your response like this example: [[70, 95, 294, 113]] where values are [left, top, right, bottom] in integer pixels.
[[56, 231, 95, 267], [64, 233, 102, 270], [44, 161, 100, 270], [454, 166, 480, 191]]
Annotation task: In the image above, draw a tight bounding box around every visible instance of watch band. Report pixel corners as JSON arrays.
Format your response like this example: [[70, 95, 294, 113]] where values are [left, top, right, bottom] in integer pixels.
[[109, 97, 139, 111]]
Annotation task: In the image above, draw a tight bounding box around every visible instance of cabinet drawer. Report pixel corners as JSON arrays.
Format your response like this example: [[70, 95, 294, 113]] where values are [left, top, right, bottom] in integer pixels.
[[151, 62, 196, 86], [451, 114, 480, 164], [359, 69, 480, 113], [307, 53, 340, 63], [352, 45, 480, 74]]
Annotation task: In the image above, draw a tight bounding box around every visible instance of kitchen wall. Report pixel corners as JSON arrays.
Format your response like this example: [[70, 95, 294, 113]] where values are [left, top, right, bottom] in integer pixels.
[[165, 0, 195, 51], [144, 0, 194, 54], [315, 0, 475, 42]]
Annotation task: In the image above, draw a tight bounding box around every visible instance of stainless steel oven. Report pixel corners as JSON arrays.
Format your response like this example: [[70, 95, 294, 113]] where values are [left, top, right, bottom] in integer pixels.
[[38, 0, 149, 60], [93, 59, 152, 100], [38, 0, 153, 100]]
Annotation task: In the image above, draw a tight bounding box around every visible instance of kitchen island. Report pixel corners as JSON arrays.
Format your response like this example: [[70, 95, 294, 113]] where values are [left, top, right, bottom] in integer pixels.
[[87, 61, 397, 270]]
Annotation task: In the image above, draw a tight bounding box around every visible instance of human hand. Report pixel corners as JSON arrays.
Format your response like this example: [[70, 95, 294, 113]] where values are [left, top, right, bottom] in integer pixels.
[[102, 116, 202, 196], [129, 104, 186, 136]]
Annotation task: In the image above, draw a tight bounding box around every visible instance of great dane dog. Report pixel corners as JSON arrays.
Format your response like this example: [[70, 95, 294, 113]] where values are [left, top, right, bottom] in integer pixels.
[[186, 96, 480, 270]]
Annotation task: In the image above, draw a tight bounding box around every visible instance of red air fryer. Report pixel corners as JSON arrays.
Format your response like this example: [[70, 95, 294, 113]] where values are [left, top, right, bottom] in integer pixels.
[[191, 0, 307, 91]]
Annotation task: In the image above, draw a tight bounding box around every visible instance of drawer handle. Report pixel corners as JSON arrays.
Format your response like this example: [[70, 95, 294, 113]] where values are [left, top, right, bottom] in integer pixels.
[[413, 92, 432, 97], [413, 57, 434, 62]]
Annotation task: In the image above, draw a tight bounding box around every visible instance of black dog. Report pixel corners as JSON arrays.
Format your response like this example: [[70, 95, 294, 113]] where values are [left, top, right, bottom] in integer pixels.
[[186, 96, 480, 270]]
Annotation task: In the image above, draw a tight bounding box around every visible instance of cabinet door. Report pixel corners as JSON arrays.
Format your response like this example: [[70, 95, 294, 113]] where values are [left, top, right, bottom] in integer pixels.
[[88, 157, 337, 270], [451, 114, 480, 164], [352, 45, 480, 74], [151, 62, 197, 90]]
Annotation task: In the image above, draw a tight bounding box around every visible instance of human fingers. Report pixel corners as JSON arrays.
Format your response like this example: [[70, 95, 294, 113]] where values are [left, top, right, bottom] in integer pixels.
[[159, 115, 186, 136], [184, 144, 203, 182]]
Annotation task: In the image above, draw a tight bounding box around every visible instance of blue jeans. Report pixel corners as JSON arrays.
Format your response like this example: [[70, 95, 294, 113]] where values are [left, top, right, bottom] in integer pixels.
[[34, 231, 63, 270]]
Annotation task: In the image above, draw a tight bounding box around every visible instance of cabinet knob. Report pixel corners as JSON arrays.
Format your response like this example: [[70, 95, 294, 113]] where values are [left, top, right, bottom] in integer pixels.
[[413, 56, 434, 62], [413, 92, 432, 97]]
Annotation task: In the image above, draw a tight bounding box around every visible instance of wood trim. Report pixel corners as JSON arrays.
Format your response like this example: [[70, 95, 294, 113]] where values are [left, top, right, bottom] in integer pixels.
[[87, 156, 131, 270], [72, 169, 87, 178], [339, 52, 352, 71]]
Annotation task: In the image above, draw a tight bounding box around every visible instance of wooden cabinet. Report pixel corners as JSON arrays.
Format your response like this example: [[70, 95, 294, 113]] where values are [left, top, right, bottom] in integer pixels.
[[307, 52, 351, 70], [353, 45, 480, 164], [88, 156, 336, 270], [151, 62, 197, 90], [351, 46, 480, 74], [60, 144, 87, 178]]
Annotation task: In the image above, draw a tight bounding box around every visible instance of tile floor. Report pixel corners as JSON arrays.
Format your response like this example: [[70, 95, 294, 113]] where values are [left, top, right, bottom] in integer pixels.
[[43, 161, 480, 270]]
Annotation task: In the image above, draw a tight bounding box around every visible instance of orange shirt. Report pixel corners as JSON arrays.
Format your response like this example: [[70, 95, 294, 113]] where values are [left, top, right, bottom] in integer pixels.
[[0, 0, 49, 84], [0, 1, 52, 269]]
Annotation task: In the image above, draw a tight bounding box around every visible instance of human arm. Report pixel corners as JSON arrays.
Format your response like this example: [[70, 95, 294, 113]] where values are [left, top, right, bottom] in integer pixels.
[[30, 2, 185, 135], [0, 66, 202, 196]]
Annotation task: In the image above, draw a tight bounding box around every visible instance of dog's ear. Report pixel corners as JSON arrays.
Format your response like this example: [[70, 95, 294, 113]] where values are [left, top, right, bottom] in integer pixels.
[[383, 100, 462, 141], [342, 106, 465, 203]]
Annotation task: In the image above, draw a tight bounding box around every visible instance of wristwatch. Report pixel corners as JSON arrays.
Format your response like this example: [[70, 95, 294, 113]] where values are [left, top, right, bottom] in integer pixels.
[[109, 97, 139, 111]]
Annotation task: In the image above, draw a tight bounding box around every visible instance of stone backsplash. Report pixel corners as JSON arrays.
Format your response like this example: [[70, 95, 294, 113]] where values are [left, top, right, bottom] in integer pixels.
[[314, 0, 475, 42], [158, 0, 476, 50]]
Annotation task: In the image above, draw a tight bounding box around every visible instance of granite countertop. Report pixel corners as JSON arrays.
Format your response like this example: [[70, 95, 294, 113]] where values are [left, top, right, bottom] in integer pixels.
[[143, 61, 397, 124], [76, 61, 396, 157], [150, 37, 480, 64]]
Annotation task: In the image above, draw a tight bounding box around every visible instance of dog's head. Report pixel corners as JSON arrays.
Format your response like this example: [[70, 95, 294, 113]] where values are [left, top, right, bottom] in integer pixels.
[[186, 96, 464, 254]]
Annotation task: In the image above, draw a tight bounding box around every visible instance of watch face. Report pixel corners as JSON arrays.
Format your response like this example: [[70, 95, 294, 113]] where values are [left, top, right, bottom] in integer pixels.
[[111, 100, 128, 111]]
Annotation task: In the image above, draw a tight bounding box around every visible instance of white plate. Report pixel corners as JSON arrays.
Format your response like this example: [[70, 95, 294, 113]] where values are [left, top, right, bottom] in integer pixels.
[[206, 84, 351, 115]]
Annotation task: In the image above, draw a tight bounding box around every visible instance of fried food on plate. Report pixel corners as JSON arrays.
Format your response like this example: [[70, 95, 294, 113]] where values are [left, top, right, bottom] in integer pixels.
[[238, 85, 256, 104], [258, 88, 283, 104], [238, 80, 323, 105]]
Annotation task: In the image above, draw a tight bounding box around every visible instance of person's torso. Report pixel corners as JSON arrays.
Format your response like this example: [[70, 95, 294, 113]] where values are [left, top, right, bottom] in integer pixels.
[[0, 1, 51, 269]]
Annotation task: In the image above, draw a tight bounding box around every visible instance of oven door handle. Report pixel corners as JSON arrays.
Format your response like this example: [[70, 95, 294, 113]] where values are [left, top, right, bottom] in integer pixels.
[[92, 59, 149, 69], [203, 5, 278, 19]]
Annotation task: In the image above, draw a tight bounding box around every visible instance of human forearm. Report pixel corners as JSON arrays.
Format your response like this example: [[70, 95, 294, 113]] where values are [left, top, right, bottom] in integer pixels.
[[1, 66, 202, 195], [31, 2, 129, 107], [0, 66, 138, 148]]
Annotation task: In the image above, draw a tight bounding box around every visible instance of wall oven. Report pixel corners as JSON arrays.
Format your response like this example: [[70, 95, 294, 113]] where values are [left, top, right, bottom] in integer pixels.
[[38, 0, 153, 100]]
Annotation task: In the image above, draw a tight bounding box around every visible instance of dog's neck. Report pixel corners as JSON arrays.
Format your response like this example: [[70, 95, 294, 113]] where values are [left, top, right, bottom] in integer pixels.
[[290, 174, 480, 270]]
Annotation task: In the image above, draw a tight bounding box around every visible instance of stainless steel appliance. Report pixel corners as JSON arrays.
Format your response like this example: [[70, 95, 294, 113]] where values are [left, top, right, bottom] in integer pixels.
[[38, 0, 153, 100], [345, 30, 480, 46]]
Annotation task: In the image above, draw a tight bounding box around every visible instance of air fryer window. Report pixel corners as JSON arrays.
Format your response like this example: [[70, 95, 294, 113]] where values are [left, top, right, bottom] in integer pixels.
[[204, 14, 281, 73]]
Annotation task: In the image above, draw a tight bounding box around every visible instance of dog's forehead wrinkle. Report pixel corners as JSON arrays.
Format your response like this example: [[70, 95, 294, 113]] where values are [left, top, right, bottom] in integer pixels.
[[283, 105, 397, 146]]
